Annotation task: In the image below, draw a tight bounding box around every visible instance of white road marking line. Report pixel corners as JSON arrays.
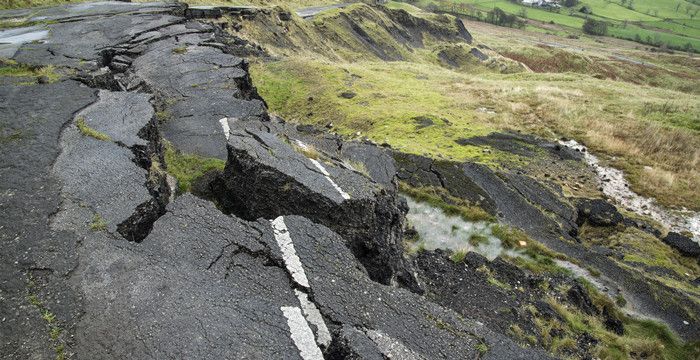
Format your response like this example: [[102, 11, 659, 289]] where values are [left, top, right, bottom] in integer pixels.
[[281, 306, 325, 360], [294, 140, 351, 200], [271, 216, 310, 288], [219, 117, 230, 140], [309, 159, 351, 200], [295, 289, 332, 348], [366, 329, 425, 360]]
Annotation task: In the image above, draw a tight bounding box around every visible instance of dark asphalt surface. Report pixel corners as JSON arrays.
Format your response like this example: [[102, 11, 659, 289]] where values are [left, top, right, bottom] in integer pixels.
[[0, 2, 552, 359]]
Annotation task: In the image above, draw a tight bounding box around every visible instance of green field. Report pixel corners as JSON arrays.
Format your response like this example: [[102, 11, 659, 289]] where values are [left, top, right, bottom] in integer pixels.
[[411, 0, 700, 51]]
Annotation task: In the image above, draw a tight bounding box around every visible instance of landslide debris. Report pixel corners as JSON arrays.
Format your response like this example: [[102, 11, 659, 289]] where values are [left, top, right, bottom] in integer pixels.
[[0, 2, 553, 359], [217, 125, 420, 291]]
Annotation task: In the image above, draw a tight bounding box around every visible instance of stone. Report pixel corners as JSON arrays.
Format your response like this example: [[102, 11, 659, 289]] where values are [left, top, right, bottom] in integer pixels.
[[663, 232, 700, 257], [567, 283, 597, 316], [339, 91, 356, 99], [575, 198, 624, 227]]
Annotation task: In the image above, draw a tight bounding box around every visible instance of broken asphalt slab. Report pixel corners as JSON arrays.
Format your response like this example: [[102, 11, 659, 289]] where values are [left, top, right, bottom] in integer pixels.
[[1, 2, 549, 358], [219, 127, 419, 291]]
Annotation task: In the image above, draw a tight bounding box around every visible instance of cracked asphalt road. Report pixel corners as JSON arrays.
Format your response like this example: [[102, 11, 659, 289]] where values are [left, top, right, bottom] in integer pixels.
[[0, 2, 551, 359]]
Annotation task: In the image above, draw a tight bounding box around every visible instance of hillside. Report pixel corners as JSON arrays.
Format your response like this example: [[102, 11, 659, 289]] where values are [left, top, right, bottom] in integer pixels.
[[412, 0, 700, 52], [1, 1, 699, 360]]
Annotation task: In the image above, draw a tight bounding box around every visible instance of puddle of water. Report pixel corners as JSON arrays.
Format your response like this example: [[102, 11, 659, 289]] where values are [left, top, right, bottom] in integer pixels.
[[560, 140, 700, 242], [0, 26, 49, 58], [405, 197, 520, 260], [0, 27, 49, 44]]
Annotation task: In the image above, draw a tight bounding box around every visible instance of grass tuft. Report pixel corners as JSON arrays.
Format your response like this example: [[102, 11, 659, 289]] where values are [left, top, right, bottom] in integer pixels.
[[291, 141, 321, 160], [475, 342, 489, 354], [449, 248, 469, 263], [155, 110, 172, 123], [163, 142, 226, 193], [89, 213, 107, 232], [76, 117, 110, 141], [0, 60, 61, 84], [172, 46, 188, 55]]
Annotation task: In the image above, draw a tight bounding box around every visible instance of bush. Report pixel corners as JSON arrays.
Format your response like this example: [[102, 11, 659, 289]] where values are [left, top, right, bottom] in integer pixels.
[[582, 18, 608, 36], [485, 7, 525, 28], [563, 0, 579, 7]]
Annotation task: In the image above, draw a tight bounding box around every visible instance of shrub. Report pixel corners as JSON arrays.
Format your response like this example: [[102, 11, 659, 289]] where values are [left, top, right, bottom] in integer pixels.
[[582, 18, 608, 36]]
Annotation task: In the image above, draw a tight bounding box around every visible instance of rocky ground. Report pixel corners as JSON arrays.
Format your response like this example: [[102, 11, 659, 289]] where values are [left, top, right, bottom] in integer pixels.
[[1, 2, 698, 359]]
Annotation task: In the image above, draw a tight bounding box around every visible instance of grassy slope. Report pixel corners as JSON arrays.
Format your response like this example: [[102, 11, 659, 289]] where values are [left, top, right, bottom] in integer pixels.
[[417, 0, 700, 51], [252, 53, 700, 211]]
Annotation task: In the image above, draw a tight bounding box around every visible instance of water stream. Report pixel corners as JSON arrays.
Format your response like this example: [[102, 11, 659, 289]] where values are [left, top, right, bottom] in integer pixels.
[[405, 196, 654, 318], [560, 140, 700, 242]]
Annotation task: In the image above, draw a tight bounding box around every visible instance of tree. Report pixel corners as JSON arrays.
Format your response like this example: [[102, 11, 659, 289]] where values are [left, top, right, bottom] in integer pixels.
[[582, 18, 608, 35], [485, 7, 525, 28], [563, 0, 580, 7]]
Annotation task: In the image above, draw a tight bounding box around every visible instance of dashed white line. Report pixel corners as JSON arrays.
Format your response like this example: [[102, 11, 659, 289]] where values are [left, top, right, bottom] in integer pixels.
[[271, 216, 310, 288], [294, 140, 351, 200], [308, 158, 351, 200], [219, 117, 230, 140], [295, 289, 332, 348], [366, 329, 425, 360], [281, 306, 325, 360]]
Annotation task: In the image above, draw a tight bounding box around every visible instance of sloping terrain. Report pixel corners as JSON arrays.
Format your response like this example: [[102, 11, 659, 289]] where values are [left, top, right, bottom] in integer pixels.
[[1, 2, 699, 360], [224, 2, 700, 359], [0, 2, 550, 359]]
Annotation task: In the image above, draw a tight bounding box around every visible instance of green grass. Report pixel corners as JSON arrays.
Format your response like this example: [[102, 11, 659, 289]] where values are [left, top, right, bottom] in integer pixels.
[[251, 58, 512, 163], [0, 129, 23, 144], [640, 19, 700, 39], [491, 223, 575, 274], [172, 46, 188, 55], [468, 233, 489, 246], [449, 248, 469, 263], [163, 142, 226, 193], [487, 275, 512, 290], [582, 225, 700, 300], [542, 288, 700, 359], [0, 61, 61, 84], [89, 213, 107, 231], [0, 18, 56, 29], [608, 22, 700, 51], [75, 117, 111, 141], [26, 275, 66, 360], [414, 0, 700, 51], [243, 3, 700, 211], [475, 342, 489, 354]]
